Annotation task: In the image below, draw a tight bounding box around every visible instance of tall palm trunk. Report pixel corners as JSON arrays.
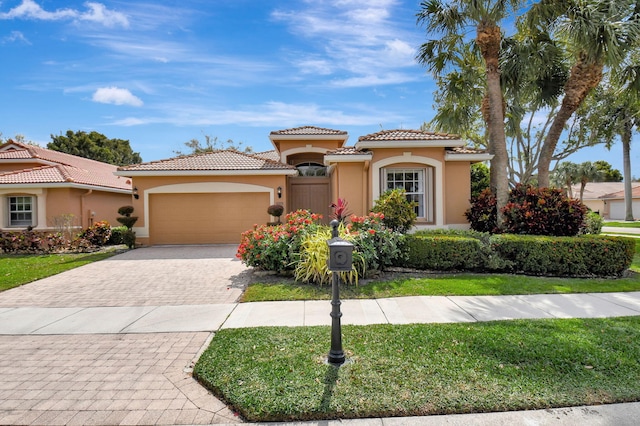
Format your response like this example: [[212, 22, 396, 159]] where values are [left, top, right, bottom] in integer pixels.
[[477, 23, 509, 229], [622, 121, 635, 221], [537, 56, 604, 187]]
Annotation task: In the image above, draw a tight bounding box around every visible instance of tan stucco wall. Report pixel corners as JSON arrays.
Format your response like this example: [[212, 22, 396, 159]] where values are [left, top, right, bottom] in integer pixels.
[[273, 139, 344, 158], [331, 162, 368, 217], [444, 162, 471, 225], [0, 187, 130, 231]]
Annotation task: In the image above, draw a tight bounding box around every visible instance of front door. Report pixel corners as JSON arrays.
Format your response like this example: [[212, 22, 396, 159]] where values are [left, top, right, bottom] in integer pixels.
[[288, 177, 331, 223]]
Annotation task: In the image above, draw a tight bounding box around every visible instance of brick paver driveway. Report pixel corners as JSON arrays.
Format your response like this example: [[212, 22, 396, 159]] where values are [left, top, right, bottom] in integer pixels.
[[0, 245, 247, 425]]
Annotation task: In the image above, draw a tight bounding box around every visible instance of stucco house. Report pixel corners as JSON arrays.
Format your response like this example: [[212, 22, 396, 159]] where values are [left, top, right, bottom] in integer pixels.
[[569, 182, 640, 220], [0, 140, 132, 232], [116, 126, 491, 245]]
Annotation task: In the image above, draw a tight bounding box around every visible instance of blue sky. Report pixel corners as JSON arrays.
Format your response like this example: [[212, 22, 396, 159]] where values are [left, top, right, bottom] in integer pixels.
[[0, 0, 635, 174]]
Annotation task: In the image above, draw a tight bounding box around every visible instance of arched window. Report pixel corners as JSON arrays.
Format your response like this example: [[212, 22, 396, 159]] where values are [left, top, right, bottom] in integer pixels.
[[296, 162, 327, 176]]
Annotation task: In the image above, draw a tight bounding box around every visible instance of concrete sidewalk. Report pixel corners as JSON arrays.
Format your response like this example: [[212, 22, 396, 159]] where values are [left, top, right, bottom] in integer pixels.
[[2, 292, 640, 335]]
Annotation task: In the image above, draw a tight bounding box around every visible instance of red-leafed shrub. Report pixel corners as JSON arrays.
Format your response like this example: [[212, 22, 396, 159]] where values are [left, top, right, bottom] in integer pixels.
[[465, 184, 587, 236], [502, 184, 587, 236], [0, 230, 66, 253], [77, 220, 112, 246]]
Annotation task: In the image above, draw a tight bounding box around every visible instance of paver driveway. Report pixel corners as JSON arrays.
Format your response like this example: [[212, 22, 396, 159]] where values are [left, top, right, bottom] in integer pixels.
[[0, 245, 247, 425]]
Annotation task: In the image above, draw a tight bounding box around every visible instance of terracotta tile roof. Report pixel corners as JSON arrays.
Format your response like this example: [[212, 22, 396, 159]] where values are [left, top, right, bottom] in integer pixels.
[[270, 126, 347, 136], [117, 149, 296, 172], [0, 141, 131, 190], [358, 129, 461, 142], [253, 150, 281, 162], [600, 184, 640, 199], [325, 147, 372, 155], [447, 146, 489, 155]]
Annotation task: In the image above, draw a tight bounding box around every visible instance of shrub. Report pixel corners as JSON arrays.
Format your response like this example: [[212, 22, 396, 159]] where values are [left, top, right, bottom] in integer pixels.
[[580, 210, 603, 235], [404, 234, 483, 271], [237, 210, 322, 272], [77, 220, 111, 246], [465, 188, 498, 233], [267, 204, 284, 218], [116, 205, 138, 230], [371, 189, 417, 233], [490, 234, 634, 276], [0, 230, 66, 253], [349, 212, 405, 272], [108, 226, 128, 245], [465, 185, 587, 236], [502, 184, 587, 236], [122, 229, 137, 249]]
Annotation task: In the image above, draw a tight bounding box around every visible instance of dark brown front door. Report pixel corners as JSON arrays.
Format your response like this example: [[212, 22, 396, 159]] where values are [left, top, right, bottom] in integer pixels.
[[288, 177, 331, 223]]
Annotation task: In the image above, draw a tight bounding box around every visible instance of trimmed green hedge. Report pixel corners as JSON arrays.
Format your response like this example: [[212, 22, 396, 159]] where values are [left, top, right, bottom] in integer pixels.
[[403, 233, 635, 277]]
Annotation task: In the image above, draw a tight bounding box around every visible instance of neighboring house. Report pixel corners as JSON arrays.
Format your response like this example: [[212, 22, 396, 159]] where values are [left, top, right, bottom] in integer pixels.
[[600, 185, 640, 220], [116, 126, 491, 245], [0, 140, 133, 232], [569, 182, 640, 220]]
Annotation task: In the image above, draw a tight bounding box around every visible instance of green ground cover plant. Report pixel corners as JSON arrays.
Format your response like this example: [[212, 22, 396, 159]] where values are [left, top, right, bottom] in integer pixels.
[[0, 251, 119, 292], [194, 317, 640, 422]]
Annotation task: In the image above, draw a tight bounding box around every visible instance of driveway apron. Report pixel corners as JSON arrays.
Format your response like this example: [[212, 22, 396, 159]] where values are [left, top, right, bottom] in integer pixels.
[[0, 245, 246, 425]]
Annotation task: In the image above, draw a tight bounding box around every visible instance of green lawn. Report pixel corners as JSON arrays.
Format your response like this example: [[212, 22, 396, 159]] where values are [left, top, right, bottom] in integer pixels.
[[605, 221, 640, 228], [0, 251, 120, 292], [194, 317, 640, 422]]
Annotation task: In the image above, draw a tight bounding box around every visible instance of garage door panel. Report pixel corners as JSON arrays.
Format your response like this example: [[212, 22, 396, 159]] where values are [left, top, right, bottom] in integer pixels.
[[150, 193, 269, 244]]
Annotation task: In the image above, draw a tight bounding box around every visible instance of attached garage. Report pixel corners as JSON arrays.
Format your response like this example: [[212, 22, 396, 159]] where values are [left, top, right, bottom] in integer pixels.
[[149, 192, 269, 244], [115, 150, 298, 246]]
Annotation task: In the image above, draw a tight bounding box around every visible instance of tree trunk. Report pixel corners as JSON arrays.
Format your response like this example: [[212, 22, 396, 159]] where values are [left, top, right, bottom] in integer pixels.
[[622, 122, 635, 221], [477, 24, 509, 229], [537, 57, 603, 187]]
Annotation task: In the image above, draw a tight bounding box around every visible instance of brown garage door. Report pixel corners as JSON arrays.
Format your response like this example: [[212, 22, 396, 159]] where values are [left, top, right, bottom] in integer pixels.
[[149, 192, 269, 244]]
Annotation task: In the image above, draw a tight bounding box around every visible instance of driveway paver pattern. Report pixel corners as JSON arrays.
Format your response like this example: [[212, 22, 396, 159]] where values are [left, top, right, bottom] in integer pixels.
[[0, 246, 246, 425]]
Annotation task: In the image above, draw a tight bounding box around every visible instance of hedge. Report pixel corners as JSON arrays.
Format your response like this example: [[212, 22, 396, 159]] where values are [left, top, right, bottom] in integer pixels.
[[403, 233, 634, 277]]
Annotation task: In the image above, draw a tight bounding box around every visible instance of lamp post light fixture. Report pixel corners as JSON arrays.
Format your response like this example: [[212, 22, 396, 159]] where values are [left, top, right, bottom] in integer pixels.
[[277, 186, 282, 198], [326, 219, 353, 366]]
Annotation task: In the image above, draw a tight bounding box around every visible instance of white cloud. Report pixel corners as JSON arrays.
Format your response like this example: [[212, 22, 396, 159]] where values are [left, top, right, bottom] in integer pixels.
[[0, 0, 129, 28], [2, 30, 30, 44], [92, 87, 143, 107]]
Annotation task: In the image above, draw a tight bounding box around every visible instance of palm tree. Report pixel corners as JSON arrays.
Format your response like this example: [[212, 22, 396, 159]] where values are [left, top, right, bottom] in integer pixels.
[[529, 0, 640, 188], [552, 161, 579, 198], [417, 0, 523, 228], [576, 161, 602, 201]]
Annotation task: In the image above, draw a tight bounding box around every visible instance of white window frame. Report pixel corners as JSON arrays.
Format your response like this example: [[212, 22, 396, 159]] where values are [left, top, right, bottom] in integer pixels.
[[382, 167, 434, 223], [8, 195, 35, 227]]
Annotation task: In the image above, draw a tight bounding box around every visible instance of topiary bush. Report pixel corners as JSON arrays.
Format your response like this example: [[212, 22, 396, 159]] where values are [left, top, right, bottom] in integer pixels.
[[116, 205, 138, 229], [371, 189, 417, 233]]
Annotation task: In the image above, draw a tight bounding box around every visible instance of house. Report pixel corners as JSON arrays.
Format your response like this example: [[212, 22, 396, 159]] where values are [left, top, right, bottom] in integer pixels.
[[0, 140, 133, 232], [600, 185, 640, 220], [116, 126, 491, 245], [569, 182, 640, 220]]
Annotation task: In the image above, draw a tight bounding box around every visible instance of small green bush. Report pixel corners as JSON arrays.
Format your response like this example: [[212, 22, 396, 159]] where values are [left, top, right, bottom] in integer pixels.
[[580, 211, 603, 235], [371, 189, 417, 233], [122, 229, 136, 249], [108, 226, 128, 245], [404, 234, 483, 271]]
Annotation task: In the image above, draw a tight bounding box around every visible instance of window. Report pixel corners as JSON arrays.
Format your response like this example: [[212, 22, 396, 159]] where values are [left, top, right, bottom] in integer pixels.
[[296, 162, 327, 176], [383, 168, 434, 222], [8, 196, 34, 227]]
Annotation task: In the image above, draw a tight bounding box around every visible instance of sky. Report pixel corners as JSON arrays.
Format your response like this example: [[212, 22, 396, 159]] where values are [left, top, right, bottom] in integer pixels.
[[0, 0, 636, 175]]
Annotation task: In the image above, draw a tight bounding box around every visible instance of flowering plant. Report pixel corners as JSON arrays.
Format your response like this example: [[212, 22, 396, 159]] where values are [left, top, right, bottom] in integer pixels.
[[330, 198, 351, 223]]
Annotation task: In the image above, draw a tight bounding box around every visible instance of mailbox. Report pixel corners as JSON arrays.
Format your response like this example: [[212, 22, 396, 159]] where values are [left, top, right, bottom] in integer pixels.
[[327, 237, 354, 272]]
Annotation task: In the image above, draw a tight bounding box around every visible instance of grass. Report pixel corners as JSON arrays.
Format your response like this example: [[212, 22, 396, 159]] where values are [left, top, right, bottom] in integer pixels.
[[243, 239, 640, 302], [194, 317, 640, 422], [0, 250, 120, 292], [605, 221, 640, 228]]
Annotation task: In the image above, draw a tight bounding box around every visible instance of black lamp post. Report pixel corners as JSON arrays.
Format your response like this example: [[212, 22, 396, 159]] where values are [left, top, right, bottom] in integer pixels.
[[326, 219, 353, 366]]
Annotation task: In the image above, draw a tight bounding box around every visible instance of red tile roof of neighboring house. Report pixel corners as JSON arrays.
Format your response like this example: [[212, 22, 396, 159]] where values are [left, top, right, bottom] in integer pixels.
[[0, 141, 131, 191], [600, 184, 640, 199], [358, 129, 461, 142], [253, 150, 281, 161], [117, 149, 297, 172], [326, 147, 373, 155], [270, 126, 348, 136]]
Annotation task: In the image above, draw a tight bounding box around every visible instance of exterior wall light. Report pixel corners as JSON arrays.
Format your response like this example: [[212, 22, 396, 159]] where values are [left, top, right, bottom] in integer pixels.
[[277, 186, 282, 198]]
